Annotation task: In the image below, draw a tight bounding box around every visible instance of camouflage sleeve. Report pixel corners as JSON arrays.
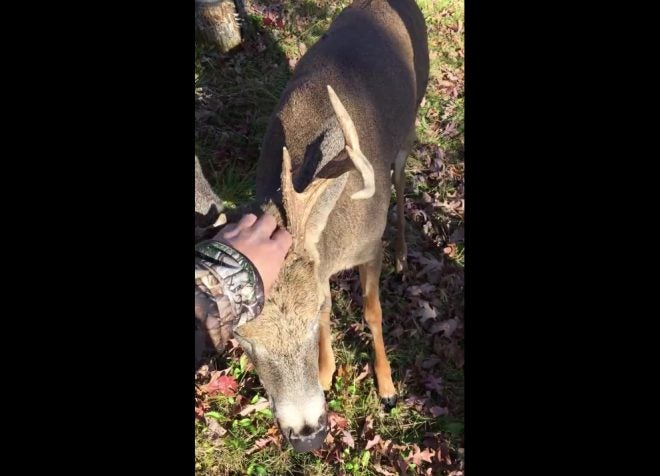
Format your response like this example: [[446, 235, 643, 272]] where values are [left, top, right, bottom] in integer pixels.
[[194, 240, 266, 355]]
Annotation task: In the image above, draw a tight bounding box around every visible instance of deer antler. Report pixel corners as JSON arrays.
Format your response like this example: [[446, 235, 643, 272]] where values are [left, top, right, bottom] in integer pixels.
[[281, 146, 332, 249], [279, 87, 376, 250], [326, 85, 375, 200]]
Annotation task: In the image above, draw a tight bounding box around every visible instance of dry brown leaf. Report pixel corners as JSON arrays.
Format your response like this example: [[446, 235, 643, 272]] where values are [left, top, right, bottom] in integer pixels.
[[359, 414, 374, 440], [423, 374, 443, 393], [372, 463, 396, 476], [365, 434, 382, 451], [197, 372, 237, 397], [420, 448, 435, 464], [246, 437, 273, 455], [356, 363, 371, 382], [341, 430, 355, 449], [421, 356, 442, 369], [328, 411, 348, 430], [206, 418, 227, 439], [394, 454, 408, 474], [429, 318, 459, 337], [408, 444, 435, 465], [418, 300, 437, 322]]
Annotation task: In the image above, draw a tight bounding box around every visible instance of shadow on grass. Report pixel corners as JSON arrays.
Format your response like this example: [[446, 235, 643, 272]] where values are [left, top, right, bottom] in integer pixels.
[[195, 3, 292, 210]]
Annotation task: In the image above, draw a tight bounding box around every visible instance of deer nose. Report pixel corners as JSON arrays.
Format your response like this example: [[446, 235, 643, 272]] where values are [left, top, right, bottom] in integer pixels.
[[279, 413, 328, 453], [288, 421, 328, 452]]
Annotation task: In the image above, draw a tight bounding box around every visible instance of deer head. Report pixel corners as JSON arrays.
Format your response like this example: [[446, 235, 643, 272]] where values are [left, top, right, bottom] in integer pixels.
[[231, 86, 375, 452]]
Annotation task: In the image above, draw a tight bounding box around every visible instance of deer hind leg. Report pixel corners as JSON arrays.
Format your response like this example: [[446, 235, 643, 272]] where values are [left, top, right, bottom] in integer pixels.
[[393, 126, 417, 273], [359, 249, 396, 407], [318, 281, 336, 391]]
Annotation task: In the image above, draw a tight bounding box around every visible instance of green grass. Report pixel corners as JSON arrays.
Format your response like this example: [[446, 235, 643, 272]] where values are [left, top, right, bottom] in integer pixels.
[[195, 1, 464, 474]]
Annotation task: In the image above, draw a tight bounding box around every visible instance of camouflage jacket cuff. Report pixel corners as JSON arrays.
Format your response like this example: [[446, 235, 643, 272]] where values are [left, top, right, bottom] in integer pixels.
[[195, 240, 265, 326]]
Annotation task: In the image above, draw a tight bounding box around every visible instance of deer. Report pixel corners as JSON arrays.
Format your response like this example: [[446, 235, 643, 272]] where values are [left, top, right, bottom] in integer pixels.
[[195, 0, 429, 452]]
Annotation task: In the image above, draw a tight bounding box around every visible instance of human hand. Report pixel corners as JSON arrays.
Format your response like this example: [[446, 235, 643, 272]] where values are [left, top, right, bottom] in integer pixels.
[[214, 214, 292, 296]]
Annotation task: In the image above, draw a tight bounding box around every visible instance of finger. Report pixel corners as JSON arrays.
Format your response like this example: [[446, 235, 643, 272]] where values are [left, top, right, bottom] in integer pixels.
[[271, 227, 293, 253], [215, 222, 238, 240], [220, 214, 258, 240], [236, 213, 258, 229], [253, 213, 277, 236]]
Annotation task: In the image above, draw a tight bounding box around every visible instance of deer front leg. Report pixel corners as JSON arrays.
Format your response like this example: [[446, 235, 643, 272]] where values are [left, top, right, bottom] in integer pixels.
[[359, 252, 396, 407], [318, 282, 336, 391]]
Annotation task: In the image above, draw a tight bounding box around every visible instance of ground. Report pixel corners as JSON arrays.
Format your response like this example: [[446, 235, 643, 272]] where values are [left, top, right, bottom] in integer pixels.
[[194, 0, 464, 474]]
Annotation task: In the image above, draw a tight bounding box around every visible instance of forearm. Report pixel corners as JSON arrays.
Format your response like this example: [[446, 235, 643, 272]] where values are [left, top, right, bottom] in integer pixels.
[[194, 240, 265, 352]]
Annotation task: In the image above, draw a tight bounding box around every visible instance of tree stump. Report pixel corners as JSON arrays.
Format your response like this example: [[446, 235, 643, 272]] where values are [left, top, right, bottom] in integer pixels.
[[195, 0, 242, 54]]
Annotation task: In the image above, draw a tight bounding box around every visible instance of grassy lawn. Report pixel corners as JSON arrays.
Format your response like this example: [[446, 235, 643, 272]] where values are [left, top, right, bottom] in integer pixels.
[[195, 1, 464, 474]]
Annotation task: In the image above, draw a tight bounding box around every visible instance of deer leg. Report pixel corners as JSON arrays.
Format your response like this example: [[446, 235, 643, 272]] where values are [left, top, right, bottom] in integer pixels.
[[318, 281, 336, 391], [359, 250, 396, 407], [393, 127, 416, 273]]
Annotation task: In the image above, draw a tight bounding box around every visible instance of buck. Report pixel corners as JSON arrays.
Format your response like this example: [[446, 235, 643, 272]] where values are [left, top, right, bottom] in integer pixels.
[[196, 0, 429, 452]]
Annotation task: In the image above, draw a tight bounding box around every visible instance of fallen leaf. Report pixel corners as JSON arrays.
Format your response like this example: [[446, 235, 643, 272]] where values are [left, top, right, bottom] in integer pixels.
[[373, 463, 396, 476], [421, 356, 442, 369], [407, 285, 423, 296], [404, 394, 428, 411], [195, 401, 208, 419], [341, 430, 355, 449], [418, 300, 437, 322], [429, 318, 459, 337], [423, 374, 443, 393], [365, 434, 382, 450], [206, 418, 227, 438], [409, 445, 435, 465], [419, 448, 435, 463], [328, 411, 348, 430], [246, 437, 273, 455], [394, 454, 408, 474], [356, 363, 371, 382], [360, 415, 374, 439], [198, 372, 237, 397], [324, 432, 335, 446]]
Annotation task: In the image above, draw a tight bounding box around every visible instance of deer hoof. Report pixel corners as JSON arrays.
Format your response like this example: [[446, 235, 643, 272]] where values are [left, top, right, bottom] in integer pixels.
[[381, 395, 397, 410]]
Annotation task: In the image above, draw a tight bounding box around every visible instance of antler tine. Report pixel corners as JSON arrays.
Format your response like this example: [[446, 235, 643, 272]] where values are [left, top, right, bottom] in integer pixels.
[[281, 146, 332, 250], [280, 146, 301, 238], [327, 85, 375, 200], [281, 146, 296, 203]]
